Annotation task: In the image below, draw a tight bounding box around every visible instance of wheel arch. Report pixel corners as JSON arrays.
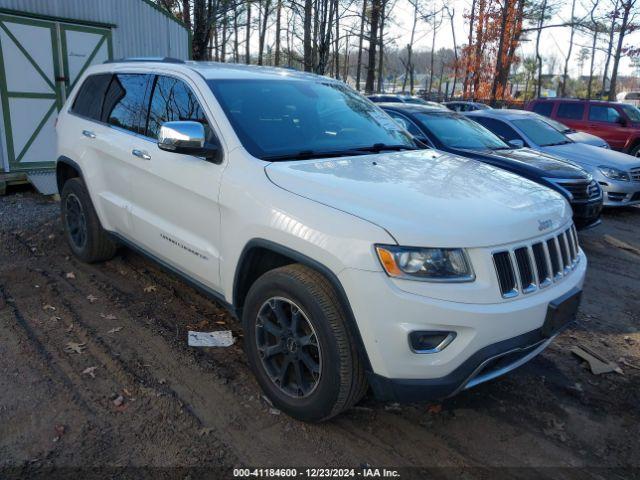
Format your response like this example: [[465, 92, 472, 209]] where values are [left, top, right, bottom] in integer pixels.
[[233, 238, 373, 372], [56, 156, 84, 193]]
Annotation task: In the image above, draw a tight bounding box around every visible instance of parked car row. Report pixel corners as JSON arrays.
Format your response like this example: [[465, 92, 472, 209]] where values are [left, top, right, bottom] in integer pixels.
[[371, 94, 640, 212]]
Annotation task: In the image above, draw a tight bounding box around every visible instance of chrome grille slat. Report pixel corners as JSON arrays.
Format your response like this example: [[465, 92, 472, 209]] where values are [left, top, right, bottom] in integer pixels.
[[493, 225, 581, 298], [556, 180, 601, 201], [630, 167, 640, 182]]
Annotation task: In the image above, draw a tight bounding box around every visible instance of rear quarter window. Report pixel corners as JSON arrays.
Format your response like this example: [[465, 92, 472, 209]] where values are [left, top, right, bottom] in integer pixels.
[[71, 74, 112, 120], [532, 102, 553, 117]]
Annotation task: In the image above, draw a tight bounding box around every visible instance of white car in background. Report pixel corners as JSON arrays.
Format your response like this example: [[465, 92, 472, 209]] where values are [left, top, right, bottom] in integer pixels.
[[56, 59, 586, 421], [617, 92, 640, 108], [467, 109, 640, 206]]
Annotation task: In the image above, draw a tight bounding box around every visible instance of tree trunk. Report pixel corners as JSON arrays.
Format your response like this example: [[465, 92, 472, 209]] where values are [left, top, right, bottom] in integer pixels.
[[560, 0, 577, 97], [490, 0, 511, 103], [428, 7, 439, 95], [608, 0, 632, 100], [602, 0, 620, 96], [258, 0, 271, 65], [182, 0, 191, 29], [376, 1, 386, 92], [303, 0, 313, 71], [463, 0, 476, 98], [535, 0, 547, 98], [334, 0, 340, 79], [365, 0, 380, 94], [447, 7, 459, 99], [233, 4, 240, 63], [587, 3, 599, 99], [245, 0, 252, 64], [274, 0, 282, 66], [355, 0, 368, 91], [402, 1, 419, 94], [472, 0, 486, 97]]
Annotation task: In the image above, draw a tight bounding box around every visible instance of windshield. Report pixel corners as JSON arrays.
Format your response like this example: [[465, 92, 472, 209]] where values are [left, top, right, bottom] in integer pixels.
[[540, 116, 571, 133], [414, 113, 509, 150], [511, 118, 571, 146], [207, 79, 414, 160], [620, 104, 640, 122], [403, 97, 427, 105]]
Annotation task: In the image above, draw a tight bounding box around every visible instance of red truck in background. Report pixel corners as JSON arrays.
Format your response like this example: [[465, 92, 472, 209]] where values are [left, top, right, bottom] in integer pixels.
[[526, 98, 640, 157]]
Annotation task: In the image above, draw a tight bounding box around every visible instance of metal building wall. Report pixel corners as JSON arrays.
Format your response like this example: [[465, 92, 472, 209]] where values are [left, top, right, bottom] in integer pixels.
[[0, 0, 189, 59]]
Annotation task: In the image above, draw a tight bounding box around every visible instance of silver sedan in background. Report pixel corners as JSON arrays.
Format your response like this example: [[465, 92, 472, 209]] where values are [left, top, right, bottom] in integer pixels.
[[466, 109, 640, 207]]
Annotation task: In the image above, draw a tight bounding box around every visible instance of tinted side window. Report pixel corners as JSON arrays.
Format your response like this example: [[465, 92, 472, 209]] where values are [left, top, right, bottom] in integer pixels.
[[532, 102, 553, 117], [71, 74, 112, 120], [146, 76, 211, 139], [102, 74, 153, 134], [472, 117, 522, 142], [589, 105, 622, 123], [556, 103, 584, 120]]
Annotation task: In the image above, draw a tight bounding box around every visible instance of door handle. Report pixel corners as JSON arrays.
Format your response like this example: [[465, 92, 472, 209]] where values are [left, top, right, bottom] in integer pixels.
[[132, 149, 151, 160], [82, 130, 96, 139]]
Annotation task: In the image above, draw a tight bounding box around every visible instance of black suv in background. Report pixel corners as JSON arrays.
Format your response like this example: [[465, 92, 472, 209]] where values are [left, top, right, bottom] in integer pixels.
[[380, 103, 603, 229]]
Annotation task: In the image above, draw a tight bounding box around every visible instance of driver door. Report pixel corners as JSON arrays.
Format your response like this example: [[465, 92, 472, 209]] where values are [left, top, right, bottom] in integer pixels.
[[127, 74, 225, 291]]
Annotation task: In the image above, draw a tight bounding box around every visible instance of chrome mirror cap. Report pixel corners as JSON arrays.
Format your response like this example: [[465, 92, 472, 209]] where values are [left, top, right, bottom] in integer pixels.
[[158, 121, 205, 151]]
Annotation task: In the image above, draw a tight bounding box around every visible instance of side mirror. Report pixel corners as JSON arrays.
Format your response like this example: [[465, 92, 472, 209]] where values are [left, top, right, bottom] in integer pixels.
[[158, 121, 221, 163], [508, 139, 525, 149]]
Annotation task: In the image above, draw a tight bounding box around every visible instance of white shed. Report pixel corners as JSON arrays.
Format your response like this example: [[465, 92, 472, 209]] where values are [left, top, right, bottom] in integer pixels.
[[0, 0, 190, 194]]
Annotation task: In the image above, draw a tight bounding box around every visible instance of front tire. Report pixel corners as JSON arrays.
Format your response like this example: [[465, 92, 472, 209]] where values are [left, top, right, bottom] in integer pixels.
[[630, 144, 640, 158], [243, 264, 367, 422], [60, 178, 117, 263]]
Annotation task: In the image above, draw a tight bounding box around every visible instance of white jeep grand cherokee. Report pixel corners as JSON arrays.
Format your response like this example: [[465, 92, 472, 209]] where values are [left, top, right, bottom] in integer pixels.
[[56, 59, 586, 421]]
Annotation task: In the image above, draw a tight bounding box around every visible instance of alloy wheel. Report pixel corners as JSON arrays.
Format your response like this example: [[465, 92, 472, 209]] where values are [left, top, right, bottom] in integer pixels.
[[255, 297, 322, 398], [65, 193, 87, 249]]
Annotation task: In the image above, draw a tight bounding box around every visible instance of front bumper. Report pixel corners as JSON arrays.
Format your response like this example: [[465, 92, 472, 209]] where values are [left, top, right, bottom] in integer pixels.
[[597, 178, 640, 206], [339, 251, 586, 400], [571, 199, 603, 229], [368, 326, 557, 402]]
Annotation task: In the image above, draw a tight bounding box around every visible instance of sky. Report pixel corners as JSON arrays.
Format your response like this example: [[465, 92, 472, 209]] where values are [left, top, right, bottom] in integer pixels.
[[390, 0, 640, 77]]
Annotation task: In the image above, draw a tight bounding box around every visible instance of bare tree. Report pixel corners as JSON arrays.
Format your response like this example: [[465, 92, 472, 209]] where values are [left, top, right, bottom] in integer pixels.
[[365, 0, 381, 93], [355, 0, 368, 90], [608, 0, 637, 99], [560, 0, 578, 96]]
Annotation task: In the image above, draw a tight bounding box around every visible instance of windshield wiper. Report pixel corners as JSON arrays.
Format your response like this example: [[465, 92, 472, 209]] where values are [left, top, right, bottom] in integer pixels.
[[263, 149, 371, 162], [353, 143, 417, 153], [544, 140, 572, 146]]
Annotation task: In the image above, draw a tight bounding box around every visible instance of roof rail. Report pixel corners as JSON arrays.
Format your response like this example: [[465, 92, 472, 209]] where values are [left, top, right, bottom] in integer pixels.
[[104, 57, 185, 64]]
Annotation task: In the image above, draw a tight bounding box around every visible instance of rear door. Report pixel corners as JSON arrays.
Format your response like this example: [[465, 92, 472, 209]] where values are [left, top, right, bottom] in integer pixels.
[[587, 104, 628, 150], [127, 74, 224, 291], [76, 73, 153, 235], [554, 102, 585, 132]]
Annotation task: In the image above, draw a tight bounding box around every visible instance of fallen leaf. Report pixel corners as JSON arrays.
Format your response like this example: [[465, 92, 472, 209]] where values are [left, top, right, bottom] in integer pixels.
[[86, 294, 98, 303], [268, 407, 281, 415], [107, 326, 123, 334], [427, 404, 442, 414], [122, 388, 132, 397], [54, 425, 65, 436], [82, 366, 98, 378], [65, 323, 74, 333], [100, 313, 117, 320], [215, 321, 226, 325], [112, 395, 125, 407], [143, 285, 157, 293], [43, 304, 56, 311], [64, 342, 86, 354], [65, 272, 76, 279]]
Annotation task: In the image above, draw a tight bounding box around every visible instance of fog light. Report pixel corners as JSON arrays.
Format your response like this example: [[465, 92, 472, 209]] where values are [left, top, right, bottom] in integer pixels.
[[409, 331, 456, 353]]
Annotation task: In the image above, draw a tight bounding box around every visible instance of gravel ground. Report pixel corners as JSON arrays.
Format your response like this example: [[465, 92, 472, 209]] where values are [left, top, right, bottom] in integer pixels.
[[0, 188, 639, 479]]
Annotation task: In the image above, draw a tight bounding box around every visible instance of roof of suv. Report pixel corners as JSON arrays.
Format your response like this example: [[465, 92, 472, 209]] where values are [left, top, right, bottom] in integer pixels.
[[531, 98, 622, 106], [99, 59, 336, 82]]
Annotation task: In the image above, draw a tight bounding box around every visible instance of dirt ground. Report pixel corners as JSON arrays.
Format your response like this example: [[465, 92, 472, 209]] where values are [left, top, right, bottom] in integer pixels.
[[1, 187, 639, 479]]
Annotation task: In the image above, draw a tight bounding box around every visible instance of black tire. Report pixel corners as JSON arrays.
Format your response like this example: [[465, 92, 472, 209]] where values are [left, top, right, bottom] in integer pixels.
[[630, 144, 640, 158], [60, 177, 117, 263], [243, 264, 367, 422]]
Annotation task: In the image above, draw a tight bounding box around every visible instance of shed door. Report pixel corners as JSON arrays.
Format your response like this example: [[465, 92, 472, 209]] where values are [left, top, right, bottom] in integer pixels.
[[0, 14, 111, 172]]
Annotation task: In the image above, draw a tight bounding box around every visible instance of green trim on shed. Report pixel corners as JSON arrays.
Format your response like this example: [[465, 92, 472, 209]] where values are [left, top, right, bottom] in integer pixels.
[[0, 8, 116, 29]]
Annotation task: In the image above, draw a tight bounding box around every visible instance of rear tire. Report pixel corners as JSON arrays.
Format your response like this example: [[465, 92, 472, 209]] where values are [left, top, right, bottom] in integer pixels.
[[243, 264, 367, 422], [60, 178, 117, 263]]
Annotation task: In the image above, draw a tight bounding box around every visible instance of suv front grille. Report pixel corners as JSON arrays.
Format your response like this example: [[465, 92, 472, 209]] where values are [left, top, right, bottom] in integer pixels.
[[630, 167, 640, 182], [493, 225, 580, 298], [556, 180, 600, 202]]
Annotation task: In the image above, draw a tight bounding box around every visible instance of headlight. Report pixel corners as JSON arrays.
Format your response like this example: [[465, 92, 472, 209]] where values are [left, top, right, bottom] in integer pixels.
[[598, 166, 630, 181], [375, 245, 474, 282]]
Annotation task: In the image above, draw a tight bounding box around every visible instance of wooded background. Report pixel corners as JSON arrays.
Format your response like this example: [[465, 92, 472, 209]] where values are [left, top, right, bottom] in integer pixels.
[[153, 0, 639, 102]]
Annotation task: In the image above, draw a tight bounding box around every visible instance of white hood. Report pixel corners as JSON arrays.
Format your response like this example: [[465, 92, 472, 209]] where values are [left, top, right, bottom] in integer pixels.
[[567, 130, 609, 148], [542, 142, 640, 170], [265, 150, 571, 247]]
